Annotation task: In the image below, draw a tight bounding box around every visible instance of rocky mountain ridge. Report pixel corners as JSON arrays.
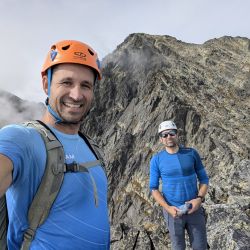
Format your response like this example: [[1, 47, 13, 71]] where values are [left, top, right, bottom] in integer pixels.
[[83, 33, 250, 249], [1, 33, 249, 249]]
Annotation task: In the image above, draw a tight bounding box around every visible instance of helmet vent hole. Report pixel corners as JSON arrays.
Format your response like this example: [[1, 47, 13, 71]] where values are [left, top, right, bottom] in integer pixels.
[[88, 49, 94, 56], [62, 45, 70, 50]]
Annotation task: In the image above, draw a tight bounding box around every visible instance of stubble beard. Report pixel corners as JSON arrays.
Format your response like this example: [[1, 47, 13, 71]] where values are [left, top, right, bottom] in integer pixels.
[[165, 139, 178, 148], [53, 99, 91, 125], [58, 108, 89, 125]]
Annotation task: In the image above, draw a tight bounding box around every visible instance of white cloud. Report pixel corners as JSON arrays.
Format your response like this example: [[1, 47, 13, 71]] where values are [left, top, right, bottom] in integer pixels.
[[0, 91, 45, 127], [0, 0, 249, 102]]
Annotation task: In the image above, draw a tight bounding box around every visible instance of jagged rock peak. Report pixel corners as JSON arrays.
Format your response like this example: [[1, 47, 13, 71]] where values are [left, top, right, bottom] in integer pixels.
[[84, 33, 250, 249]]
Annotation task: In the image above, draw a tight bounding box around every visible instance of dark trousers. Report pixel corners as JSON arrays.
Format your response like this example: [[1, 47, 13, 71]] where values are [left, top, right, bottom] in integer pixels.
[[163, 207, 207, 250]]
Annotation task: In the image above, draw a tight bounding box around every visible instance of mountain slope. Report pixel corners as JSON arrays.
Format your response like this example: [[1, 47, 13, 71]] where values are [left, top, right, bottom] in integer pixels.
[[83, 33, 250, 250]]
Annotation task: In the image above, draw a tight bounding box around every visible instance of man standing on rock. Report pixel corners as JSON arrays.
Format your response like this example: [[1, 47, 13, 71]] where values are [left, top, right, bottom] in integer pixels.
[[0, 40, 110, 249], [149, 120, 209, 250]]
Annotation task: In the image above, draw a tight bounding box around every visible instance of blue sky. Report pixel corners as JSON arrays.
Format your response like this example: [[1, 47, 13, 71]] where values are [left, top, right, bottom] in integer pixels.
[[0, 0, 249, 102]]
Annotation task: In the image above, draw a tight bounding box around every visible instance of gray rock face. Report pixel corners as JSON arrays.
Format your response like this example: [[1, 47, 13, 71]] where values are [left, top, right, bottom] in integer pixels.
[[83, 33, 250, 249]]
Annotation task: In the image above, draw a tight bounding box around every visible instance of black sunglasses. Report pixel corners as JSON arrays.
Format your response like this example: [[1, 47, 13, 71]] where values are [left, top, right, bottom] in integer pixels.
[[160, 130, 177, 138]]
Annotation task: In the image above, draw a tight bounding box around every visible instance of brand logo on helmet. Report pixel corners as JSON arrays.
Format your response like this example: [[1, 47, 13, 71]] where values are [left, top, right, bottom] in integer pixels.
[[50, 50, 58, 61], [74, 52, 86, 59]]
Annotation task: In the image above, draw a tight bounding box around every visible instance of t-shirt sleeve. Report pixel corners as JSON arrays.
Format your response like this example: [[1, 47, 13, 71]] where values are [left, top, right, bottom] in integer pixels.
[[149, 155, 160, 191], [193, 149, 209, 185], [0, 125, 33, 184]]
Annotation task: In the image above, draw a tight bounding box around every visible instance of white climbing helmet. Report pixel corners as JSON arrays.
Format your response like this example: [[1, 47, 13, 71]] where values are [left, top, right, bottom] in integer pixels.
[[158, 120, 177, 134]]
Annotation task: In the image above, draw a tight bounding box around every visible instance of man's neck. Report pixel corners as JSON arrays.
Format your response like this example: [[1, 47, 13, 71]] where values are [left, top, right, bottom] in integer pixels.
[[41, 112, 80, 135], [165, 145, 179, 154]]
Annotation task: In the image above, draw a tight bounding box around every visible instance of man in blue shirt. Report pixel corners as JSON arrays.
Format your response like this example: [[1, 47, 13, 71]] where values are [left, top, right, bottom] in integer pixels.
[[0, 40, 110, 249], [149, 120, 209, 250]]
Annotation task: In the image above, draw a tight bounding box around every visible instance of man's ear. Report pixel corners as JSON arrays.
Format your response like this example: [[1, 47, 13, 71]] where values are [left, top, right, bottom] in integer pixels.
[[42, 75, 48, 95]]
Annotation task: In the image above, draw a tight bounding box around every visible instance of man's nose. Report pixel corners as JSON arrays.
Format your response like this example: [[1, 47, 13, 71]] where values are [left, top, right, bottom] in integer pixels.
[[69, 85, 83, 100]]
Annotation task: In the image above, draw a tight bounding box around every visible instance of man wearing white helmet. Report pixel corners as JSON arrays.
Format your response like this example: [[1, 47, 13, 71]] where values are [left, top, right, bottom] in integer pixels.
[[149, 120, 209, 250]]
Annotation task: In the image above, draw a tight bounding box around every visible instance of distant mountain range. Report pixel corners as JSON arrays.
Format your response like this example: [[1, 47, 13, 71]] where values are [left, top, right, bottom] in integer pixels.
[[0, 89, 45, 127]]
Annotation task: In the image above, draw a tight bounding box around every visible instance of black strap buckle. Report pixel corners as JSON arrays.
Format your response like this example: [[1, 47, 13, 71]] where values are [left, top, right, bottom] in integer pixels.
[[65, 162, 79, 172]]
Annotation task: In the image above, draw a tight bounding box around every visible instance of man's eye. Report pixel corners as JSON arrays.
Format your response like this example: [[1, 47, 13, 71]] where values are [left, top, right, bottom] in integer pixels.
[[61, 81, 71, 85], [81, 83, 92, 89]]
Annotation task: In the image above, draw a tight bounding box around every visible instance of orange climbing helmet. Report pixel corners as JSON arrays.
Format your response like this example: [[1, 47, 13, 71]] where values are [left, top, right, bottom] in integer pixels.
[[41, 40, 101, 80]]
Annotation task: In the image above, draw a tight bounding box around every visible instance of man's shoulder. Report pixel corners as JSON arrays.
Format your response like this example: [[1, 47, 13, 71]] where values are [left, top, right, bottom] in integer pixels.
[[0, 123, 43, 145], [178, 147, 200, 157], [0, 123, 46, 170], [0, 123, 35, 135], [151, 149, 165, 159], [179, 146, 196, 152]]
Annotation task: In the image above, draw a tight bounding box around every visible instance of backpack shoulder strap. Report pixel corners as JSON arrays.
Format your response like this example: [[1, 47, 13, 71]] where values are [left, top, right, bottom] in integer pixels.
[[78, 131, 106, 172], [21, 120, 65, 250]]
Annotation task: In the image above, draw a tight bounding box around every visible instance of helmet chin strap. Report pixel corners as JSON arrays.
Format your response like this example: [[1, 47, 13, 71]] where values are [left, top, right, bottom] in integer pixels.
[[46, 68, 63, 124]]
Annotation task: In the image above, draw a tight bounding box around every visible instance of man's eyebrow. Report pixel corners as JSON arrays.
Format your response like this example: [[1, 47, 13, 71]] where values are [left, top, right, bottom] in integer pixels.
[[80, 79, 94, 85], [58, 77, 73, 82]]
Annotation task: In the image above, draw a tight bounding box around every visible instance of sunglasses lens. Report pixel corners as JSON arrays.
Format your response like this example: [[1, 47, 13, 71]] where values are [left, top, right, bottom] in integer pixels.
[[169, 131, 176, 136], [161, 130, 176, 138]]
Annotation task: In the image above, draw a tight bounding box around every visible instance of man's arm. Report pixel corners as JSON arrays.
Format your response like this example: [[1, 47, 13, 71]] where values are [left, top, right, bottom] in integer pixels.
[[188, 149, 209, 213], [198, 183, 208, 198], [151, 189, 179, 218], [187, 183, 208, 214], [0, 154, 13, 197]]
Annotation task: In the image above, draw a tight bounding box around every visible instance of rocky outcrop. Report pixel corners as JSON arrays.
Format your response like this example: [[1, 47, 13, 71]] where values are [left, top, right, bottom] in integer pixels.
[[83, 33, 250, 249]]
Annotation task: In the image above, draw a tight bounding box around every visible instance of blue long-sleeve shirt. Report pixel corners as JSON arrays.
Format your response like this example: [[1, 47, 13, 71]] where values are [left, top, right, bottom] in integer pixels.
[[0, 124, 110, 250], [149, 147, 209, 207]]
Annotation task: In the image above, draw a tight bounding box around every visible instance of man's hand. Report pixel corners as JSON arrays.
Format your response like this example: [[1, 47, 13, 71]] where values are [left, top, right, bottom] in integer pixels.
[[186, 198, 202, 214], [151, 190, 181, 218], [164, 205, 180, 218]]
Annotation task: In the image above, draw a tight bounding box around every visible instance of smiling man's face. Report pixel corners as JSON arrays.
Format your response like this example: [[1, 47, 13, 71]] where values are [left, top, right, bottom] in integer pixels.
[[159, 129, 178, 148], [47, 63, 95, 124]]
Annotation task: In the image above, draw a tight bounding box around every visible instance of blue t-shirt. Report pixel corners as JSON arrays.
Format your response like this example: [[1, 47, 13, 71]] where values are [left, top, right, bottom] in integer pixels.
[[149, 147, 209, 207], [0, 124, 110, 250]]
